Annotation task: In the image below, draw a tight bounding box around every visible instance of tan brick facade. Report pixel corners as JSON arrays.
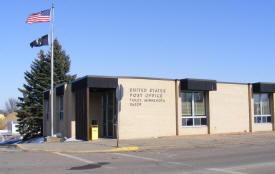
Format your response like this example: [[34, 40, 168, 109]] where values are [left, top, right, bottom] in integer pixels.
[[43, 76, 275, 140]]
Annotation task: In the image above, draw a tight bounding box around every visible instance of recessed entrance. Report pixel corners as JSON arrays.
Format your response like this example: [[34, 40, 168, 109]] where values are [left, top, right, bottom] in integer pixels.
[[72, 76, 118, 141], [89, 88, 117, 138]]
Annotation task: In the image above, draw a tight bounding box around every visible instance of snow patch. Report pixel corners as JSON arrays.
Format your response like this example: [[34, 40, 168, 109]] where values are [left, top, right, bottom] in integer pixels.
[[64, 137, 84, 142], [0, 137, 22, 145]]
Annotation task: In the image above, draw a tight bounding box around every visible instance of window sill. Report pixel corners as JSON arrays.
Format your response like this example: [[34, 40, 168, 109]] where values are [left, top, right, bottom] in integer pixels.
[[254, 123, 272, 125], [182, 125, 208, 128]]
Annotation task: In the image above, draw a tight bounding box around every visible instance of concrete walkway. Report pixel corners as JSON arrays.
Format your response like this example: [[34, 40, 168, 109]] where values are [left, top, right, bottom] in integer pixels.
[[15, 132, 275, 153]]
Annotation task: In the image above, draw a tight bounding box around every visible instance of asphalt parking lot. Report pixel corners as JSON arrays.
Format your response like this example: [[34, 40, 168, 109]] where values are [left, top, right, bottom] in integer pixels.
[[1, 133, 275, 174]]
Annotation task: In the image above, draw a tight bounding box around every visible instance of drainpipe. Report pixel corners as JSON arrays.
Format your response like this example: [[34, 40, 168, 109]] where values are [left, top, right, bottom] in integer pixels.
[[248, 83, 253, 132], [175, 80, 179, 136], [272, 93, 275, 131]]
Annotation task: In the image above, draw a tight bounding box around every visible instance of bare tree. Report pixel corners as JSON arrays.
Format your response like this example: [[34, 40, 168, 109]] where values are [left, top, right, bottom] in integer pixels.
[[5, 98, 18, 115], [0, 109, 5, 116]]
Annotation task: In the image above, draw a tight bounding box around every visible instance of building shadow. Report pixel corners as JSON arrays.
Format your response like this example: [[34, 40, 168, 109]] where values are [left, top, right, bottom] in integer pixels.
[[69, 162, 110, 170]]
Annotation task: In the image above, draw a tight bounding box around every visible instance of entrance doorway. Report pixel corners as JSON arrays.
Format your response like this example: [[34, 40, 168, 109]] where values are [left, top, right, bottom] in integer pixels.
[[90, 89, 116, 138], [101, 90, 115, 138]]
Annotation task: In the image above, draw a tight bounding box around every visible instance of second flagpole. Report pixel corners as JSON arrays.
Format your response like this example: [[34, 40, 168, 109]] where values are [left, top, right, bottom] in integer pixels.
[[50, 2, 54, 137]]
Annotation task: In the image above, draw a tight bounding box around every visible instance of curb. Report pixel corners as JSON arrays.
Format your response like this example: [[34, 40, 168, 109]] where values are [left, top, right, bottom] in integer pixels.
[[6, 144, 182, 153], [12, 144, 139, 153]]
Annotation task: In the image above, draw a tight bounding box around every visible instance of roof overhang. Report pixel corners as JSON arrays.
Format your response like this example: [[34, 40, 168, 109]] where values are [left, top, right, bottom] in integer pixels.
[[71, 76, 118, 91], [180, 78, 217, 91], [253, 82, 275, 93]]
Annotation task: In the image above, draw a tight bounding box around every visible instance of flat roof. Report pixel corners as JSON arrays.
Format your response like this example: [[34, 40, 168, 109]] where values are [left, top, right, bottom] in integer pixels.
[[45, 75, 275, 91], [69, 75, 175, 84], [217, 81, 249, 85]]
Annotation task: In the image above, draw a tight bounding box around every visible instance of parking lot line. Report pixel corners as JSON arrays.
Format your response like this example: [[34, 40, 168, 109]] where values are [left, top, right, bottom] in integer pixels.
[[226, 161, 275, 171], [53, 152, 114, 169], [53, 152, 96, 164], [113, 152, 161, 162], [208, 168, 247, 174], [113, 152, 191, 167]]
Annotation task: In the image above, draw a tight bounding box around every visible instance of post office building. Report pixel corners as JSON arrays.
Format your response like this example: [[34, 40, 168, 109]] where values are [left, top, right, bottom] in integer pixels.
[[43, 75, 275, 141]]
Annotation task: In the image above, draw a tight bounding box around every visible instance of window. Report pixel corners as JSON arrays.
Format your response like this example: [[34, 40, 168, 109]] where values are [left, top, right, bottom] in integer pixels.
[[45, 100, 49, 120], [59, 95, 64, 121], [181, 92, 207, 127], [254, 93, 271, 124]]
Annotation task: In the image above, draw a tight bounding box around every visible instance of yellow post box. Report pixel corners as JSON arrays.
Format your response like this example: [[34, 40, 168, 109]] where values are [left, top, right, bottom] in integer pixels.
[[90, 125, 98, 141]]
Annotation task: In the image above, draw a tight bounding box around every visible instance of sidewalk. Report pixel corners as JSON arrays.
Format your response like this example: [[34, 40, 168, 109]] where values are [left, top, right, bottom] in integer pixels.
[[15, 132, 275, 153]]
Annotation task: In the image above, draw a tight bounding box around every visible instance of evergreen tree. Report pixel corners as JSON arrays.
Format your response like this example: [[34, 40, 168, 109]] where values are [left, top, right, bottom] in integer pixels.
[[48, 39, 76, 85], [17, 39, 76, 139]]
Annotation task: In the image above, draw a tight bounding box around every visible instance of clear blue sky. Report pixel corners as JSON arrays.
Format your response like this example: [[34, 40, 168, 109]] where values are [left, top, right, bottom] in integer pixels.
[[0, 0, 274, 110]]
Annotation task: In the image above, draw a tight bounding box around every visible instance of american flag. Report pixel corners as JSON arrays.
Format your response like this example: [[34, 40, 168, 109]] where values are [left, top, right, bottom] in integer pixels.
[[26, 9, 51, 24]]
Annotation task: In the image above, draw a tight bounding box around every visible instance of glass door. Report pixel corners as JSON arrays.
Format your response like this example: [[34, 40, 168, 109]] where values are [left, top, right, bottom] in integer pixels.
[[101, 90, 115, 138], [101, 95, 106, 137], [106, 91, 114, 137]]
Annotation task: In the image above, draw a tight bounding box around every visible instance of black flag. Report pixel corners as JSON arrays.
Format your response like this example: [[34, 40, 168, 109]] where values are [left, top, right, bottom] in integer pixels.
[[30, 34, 49, 48]]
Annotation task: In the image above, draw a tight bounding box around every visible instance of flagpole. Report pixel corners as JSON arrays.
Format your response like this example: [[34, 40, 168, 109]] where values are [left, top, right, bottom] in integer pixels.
[[50, 2, 54, 137]]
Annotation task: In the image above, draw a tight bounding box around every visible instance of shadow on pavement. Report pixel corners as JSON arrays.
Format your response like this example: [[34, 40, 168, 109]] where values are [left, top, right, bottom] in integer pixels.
[[69, 162, 110, 170]]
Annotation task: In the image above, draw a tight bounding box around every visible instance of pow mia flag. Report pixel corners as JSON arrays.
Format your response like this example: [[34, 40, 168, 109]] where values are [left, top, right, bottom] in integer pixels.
[[30, 34, 49, 48]]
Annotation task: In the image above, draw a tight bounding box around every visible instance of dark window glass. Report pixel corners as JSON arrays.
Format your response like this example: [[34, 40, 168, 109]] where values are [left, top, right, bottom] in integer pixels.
[[201, 118, 207, 125], [262, 116, 267, 123], [182, 118, 187, 126], [267, 116, 272, 123], [256, 117, 261, 123], [45, 100, 49, 120], [186, 118, 193, 126], [59, 112, 64, 121], [59, 96, 64, 120], [194, 118, 201, 126]]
